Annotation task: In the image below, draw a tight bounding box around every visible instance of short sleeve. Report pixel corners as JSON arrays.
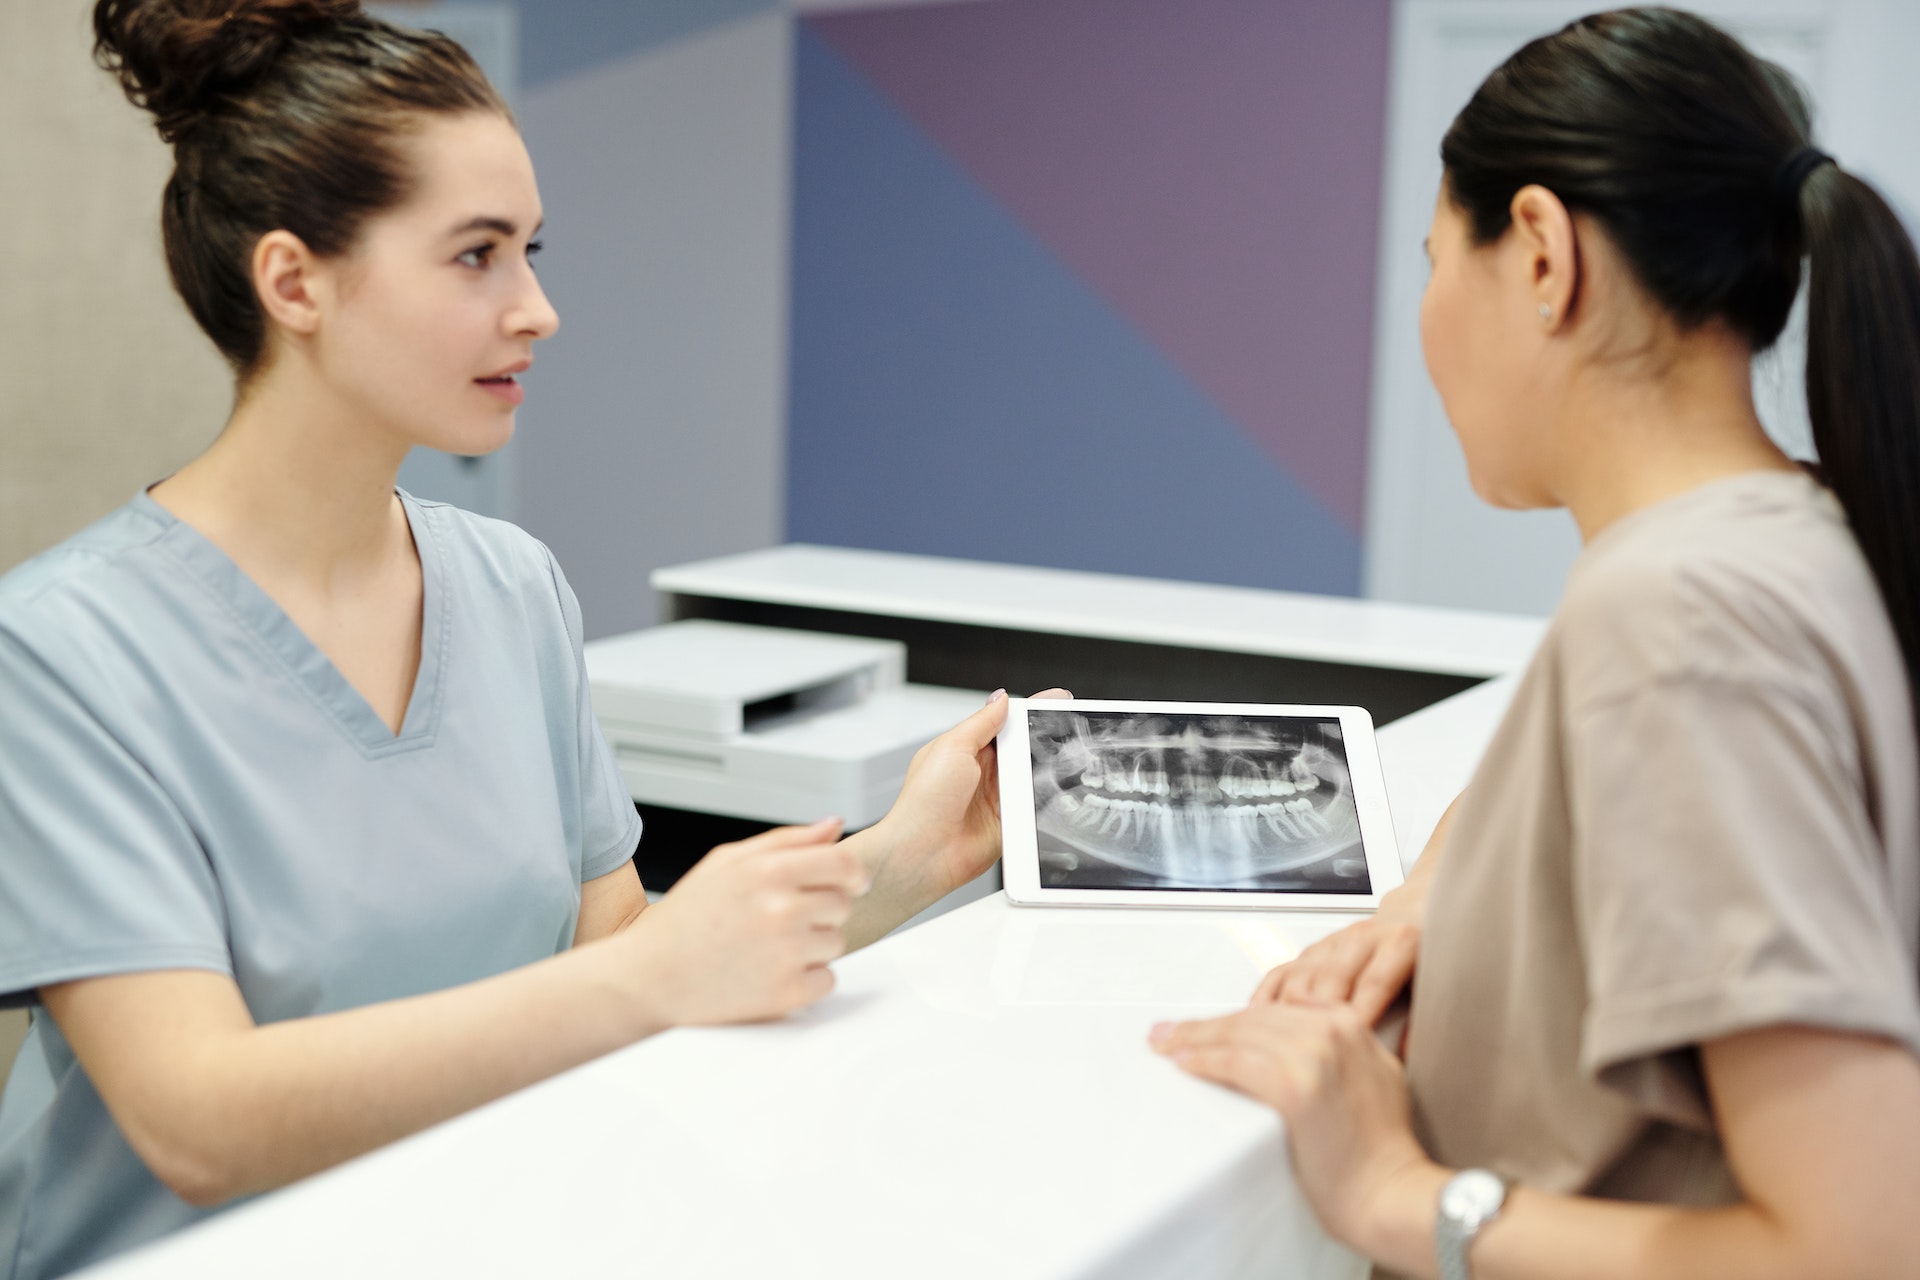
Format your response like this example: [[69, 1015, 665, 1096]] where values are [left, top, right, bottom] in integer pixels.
[[1570, 676, 1920, 1085], [0, 630, 232, 1008], [540, 553, 642, 883]]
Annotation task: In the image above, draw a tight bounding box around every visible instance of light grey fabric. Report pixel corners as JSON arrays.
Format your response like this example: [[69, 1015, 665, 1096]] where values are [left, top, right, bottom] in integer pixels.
[[0, 491, 640, 1279]]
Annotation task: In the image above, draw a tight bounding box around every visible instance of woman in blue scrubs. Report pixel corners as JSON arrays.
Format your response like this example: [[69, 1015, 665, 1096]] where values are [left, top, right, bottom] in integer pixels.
[[0, 4, 1012, 1275]]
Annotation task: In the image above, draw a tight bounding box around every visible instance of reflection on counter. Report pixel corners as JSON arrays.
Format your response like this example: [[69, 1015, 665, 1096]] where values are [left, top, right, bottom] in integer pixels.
[[986, 907, 1347, 1009]]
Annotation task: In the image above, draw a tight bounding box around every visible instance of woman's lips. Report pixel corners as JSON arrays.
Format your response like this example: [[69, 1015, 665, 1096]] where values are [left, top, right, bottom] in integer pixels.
[[475, 375, 524, 406]]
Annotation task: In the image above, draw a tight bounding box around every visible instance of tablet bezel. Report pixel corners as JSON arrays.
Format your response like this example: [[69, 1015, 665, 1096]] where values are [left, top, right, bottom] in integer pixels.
[[997, 697, 1403, 911]]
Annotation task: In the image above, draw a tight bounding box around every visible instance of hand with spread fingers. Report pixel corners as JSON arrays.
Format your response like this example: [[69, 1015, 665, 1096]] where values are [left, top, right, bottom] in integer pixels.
[[1148, 1002, 1438, 1251], [1250, 795, 1460, 1023], [1253, 903, 1422, 1022]]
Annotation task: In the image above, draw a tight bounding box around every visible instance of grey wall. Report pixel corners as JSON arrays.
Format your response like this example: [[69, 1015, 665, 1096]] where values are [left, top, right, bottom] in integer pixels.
[[513, 13, 793, 638]]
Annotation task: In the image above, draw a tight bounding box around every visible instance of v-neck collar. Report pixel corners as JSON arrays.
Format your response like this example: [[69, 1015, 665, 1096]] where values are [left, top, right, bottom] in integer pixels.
[[136, 488, 448, 759]]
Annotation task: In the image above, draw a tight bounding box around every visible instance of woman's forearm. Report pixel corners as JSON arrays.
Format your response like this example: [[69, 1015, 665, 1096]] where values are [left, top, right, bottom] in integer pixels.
[[1481, 1191, 1797, 1280], [214, 938, 667, 1197], [839, 820, 938, 950], [47, 935, 666, 1206], [1359, 1028, 1920, 1280], [1159, 1009, 1920, 1280], [50, 936, 668, 1205], [836, 693, 1012, 952], [1364, 1165, 1814, 1280], [48, 825, 868, 1206]]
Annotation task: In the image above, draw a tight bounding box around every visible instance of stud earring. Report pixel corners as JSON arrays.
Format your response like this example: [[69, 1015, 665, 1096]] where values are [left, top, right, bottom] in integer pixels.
[[1538, 303, 1552, 320]]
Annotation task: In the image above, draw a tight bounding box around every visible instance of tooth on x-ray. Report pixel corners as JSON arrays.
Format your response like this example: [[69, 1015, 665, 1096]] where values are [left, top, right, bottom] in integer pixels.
[[1026, 709, 1367, 892]]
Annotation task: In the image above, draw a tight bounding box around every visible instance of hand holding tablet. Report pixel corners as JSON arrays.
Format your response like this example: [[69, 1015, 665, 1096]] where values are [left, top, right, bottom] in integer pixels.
[[997, 698, 1403, 911]]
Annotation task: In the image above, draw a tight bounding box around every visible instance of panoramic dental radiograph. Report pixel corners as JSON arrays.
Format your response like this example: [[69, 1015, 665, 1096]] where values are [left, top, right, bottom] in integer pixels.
[[1027, 710, 1369, 893]]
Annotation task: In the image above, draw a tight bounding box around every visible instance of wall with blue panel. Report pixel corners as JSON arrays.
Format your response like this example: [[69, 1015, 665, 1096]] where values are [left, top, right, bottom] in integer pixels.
[[471, 0, 1395, 632], [787, 1, 1390, 594]]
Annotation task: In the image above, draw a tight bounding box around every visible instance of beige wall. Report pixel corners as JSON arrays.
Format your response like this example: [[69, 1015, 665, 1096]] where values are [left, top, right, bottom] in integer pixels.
[[1, 1, 231, 574]]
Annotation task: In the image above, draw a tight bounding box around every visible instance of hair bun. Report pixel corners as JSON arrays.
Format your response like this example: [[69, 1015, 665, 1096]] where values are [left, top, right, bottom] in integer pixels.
[[94, 0, 361, 142]]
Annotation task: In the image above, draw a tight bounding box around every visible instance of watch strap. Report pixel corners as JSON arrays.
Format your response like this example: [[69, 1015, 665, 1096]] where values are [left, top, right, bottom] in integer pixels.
[[1435, 1169, 1508, 1280], [1436, 1212, 1474, 1280]]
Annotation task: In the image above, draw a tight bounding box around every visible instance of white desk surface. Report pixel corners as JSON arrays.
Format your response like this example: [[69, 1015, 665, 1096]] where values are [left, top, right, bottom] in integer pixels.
[[81, 679, 1516, 1280], [654, 544, 1546, 679]]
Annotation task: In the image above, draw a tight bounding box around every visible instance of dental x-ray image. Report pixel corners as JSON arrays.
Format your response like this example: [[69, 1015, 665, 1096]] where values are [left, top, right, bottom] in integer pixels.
[[1027, 709, 1369, 893]]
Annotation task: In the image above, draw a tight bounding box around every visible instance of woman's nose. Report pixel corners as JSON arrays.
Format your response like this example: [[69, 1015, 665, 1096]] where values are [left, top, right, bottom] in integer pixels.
[[512, 272, 560, 341]]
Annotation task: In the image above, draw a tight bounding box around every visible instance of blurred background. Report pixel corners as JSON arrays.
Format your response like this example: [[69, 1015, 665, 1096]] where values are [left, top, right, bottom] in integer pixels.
[[6, 0, 1920, 1064]]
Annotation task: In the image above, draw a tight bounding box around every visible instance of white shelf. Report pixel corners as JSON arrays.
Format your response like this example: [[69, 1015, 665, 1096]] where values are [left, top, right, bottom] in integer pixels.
[[654, 544, 1546, 678]]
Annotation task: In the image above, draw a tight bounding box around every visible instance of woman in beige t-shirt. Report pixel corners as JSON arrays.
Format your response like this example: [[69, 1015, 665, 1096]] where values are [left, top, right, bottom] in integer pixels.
[[1151, 9, 1920, 1279]]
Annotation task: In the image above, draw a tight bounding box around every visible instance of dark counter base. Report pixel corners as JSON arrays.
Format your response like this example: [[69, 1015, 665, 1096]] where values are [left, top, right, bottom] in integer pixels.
[[627, 802, 776, 892], [665, 595, 1480, 726]]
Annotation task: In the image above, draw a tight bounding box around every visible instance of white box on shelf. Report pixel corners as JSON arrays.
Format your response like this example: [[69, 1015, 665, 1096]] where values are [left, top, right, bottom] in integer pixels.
[[585, 620, 982, 828]]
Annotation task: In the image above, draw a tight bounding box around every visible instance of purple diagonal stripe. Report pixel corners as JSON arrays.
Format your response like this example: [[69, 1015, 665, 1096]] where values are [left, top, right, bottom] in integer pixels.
[[807, 0, 1392, 531]]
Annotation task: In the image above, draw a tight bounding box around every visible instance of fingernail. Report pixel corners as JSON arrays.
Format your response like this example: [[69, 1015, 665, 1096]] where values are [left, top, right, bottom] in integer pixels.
[[987, 689, 1007, 704], [1148, 1021, 1173, 1047]]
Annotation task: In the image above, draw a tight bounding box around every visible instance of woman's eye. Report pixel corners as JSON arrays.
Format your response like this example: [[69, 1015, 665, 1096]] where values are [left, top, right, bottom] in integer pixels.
[[457, 244, 494, 268], [526, 240, 543, 270]]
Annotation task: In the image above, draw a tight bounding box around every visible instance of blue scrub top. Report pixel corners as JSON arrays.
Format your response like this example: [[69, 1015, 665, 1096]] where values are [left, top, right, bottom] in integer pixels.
[[0, 491, 642, 1279]]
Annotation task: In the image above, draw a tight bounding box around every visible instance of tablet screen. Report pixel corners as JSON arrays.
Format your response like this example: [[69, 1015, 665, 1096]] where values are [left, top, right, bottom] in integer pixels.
[[1026, 708, 1370, 894]]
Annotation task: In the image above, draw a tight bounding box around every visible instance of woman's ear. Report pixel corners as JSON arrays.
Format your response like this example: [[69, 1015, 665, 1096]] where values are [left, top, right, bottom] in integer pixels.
[[1508, 183, 1580, 332], [251, 230, 324, 339]]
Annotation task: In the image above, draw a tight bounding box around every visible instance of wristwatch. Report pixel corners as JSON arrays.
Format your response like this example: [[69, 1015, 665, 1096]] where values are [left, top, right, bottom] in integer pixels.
[[1436, 1168, 1509, 1280]]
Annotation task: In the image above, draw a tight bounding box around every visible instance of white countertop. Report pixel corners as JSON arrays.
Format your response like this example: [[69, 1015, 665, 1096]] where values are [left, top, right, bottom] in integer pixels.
[[82, 679, 1518, 1280], [654, 544, 1546, 679]]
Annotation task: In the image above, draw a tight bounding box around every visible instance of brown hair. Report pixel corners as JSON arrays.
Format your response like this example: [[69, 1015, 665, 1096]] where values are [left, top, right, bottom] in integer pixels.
[[93, 0, 509, 375]]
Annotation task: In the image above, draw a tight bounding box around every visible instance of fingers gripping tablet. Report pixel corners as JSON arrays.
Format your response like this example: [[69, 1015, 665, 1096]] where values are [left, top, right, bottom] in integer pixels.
[[997, 699, 1403, 911]]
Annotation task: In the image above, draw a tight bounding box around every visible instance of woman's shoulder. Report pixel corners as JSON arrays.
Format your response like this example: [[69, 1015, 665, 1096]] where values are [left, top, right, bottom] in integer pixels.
[[0, 499, 177, 651], [404, 493, 554, 580], [1554, 470, 1895, 705], [402, 493, 584, 645]]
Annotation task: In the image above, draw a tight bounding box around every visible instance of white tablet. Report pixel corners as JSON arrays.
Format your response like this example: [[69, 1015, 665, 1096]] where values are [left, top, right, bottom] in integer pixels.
[[998, 698, 1402, 910]]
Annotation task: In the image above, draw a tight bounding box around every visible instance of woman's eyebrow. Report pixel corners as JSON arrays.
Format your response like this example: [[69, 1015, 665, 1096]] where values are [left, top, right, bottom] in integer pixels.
[[446, 215, 544, 239]]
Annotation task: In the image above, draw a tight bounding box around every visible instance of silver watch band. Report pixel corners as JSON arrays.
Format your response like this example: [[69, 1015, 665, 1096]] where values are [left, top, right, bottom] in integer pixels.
[[1436, 1168, 1508, 1280], [1436, 1213, 1475, 1280]]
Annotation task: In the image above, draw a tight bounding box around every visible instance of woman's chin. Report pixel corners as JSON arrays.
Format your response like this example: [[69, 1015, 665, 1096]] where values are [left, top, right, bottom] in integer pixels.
[[419, 420, 515, 458], [1466, 468, 1528, 514]]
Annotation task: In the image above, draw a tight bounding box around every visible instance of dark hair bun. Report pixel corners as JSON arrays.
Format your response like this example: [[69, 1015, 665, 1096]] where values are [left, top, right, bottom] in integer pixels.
[[94, 0, 361, 141]]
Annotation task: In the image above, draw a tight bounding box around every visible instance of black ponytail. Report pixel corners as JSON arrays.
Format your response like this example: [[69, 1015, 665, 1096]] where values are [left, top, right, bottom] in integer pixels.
[[1800, 168, 1920, 699], [1443, 7, 1920, 715]]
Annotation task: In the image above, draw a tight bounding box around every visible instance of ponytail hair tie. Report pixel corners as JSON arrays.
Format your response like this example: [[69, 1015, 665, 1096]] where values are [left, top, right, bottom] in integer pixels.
[[1774, 146, 1835, 211]]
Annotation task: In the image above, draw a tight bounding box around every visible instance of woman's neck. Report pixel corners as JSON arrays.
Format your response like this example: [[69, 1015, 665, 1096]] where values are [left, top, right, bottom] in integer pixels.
[[150, 356, 415, 590], [1550, 324, 1800, 543]]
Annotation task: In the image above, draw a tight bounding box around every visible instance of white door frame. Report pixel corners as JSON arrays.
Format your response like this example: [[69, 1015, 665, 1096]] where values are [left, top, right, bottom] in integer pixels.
[[1360, 0, 1916, 616]]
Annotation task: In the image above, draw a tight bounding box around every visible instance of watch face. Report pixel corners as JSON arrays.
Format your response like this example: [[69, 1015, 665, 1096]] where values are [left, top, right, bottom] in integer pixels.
[[1441, 1169, 1506, 1225]]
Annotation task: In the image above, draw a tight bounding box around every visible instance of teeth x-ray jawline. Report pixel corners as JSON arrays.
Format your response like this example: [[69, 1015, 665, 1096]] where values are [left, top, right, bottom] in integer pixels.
[[1028, 709, 1370, 893]]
